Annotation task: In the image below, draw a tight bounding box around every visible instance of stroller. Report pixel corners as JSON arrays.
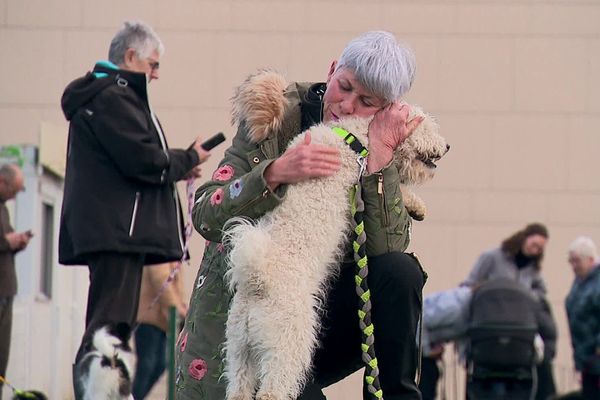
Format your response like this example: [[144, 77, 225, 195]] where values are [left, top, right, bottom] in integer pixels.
[[466, 278, 540, 400]]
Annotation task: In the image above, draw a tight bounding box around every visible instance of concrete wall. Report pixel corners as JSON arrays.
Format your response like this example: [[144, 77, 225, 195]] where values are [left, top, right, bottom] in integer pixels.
[[1, 0, 599, 398]]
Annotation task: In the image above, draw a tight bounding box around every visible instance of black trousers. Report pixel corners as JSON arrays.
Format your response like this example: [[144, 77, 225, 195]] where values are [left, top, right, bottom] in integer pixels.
[[418, 357, 441, 400], [535, 361, 556, 400], [582, 372, 600, 400], [75, 251, 144, 363], [297, 252, 426, 400], [467, 378, 533, 400]]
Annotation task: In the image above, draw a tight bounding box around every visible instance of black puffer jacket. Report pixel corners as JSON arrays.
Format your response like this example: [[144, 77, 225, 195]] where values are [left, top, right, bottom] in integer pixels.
[[59, 62, 199, 265]]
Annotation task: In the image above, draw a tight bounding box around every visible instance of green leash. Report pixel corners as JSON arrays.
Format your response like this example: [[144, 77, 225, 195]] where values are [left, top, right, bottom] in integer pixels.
[[351, 179, 384, 400], [333, 126, 384, 400], [0, 375, 43, 399]]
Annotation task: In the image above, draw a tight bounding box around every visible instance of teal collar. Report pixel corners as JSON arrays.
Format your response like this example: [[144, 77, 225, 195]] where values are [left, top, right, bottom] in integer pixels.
[[93, 60, 119, 78]]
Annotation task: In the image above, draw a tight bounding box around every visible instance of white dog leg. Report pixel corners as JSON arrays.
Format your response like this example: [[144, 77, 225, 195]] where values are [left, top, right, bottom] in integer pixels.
[[401, 186, 427, 221], [253, 298, 318, 400], [225, 296, 257, 400]]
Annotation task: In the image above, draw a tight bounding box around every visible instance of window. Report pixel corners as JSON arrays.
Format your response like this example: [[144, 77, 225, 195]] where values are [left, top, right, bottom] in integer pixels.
[[40, 202, 54, 298]]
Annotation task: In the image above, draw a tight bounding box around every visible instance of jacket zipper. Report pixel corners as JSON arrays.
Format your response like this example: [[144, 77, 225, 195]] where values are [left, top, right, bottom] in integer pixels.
[[377, 174, 390, 227], [129, 191, 140, 236], [174, 187, 185, 252], [147, 88, 169, 183], [236, 188, 270, 216]]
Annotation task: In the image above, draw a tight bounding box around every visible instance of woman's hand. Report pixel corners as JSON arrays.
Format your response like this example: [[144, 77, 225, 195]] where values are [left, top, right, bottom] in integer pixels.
[[264, 132, 340, 190], [367, 103, 424, 173]]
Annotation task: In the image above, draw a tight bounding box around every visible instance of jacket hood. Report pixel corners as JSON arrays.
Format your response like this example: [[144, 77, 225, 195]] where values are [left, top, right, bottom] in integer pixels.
[[61, 63, 147, 121], [231, 70, 288, 143]]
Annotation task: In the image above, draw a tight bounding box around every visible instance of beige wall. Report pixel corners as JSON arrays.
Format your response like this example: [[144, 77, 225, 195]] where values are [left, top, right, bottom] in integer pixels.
[[1, 0, 599, 398]]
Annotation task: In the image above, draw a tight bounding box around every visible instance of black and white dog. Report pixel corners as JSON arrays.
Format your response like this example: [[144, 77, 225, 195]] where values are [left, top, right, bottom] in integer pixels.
[[75, 323, 135, 400]]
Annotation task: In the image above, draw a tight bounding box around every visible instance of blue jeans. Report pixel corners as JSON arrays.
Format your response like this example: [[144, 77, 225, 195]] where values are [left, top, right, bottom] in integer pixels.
[[133, 323, 167, 400]]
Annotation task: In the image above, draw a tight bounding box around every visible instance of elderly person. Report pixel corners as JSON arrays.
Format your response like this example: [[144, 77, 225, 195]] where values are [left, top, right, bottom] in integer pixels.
[[176, 31, 426, 400], [60, 20, 210, 397], [565, 236, 600, 400], [0, 164, 30, 400]]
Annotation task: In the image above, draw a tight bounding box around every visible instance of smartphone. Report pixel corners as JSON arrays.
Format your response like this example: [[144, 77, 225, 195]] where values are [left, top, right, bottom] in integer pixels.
[[201, 132, 226, 151], [25, 230, 34, 238]]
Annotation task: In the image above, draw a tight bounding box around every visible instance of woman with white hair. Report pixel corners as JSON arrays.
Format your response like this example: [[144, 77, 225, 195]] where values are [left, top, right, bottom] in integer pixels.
[[565, 236, 600, 400], [176, 31, 426, 399]]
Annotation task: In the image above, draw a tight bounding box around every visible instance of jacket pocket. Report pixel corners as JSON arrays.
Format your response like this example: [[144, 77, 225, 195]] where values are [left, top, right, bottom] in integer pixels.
[[236, 188, 270, 216], [377, 173, 390, 227], [128, 191, 140, 236]]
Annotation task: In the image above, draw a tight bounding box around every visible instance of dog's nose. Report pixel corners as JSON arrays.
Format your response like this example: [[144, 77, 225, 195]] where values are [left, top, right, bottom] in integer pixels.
[[445, 144, 450, 153]]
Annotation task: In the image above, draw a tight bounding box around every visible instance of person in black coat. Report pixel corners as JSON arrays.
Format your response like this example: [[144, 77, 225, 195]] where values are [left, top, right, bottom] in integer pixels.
[[59, 20, 210, 397]]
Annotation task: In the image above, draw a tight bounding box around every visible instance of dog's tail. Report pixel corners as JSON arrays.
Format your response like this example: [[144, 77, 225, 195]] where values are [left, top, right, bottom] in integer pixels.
[[90, 325, 135, 382], [223, 217, 272, 292]]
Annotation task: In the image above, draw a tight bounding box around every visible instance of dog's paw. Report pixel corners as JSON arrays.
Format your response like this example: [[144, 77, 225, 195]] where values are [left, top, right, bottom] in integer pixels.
[[407, 205, 426, 221]]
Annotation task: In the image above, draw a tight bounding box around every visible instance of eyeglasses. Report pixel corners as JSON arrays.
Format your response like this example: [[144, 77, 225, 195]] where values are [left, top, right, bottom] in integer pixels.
[[147, 58, 160, 71]]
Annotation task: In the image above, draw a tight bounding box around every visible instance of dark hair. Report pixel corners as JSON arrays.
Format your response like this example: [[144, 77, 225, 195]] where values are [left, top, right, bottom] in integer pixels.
[[501, 222, 549, 270]]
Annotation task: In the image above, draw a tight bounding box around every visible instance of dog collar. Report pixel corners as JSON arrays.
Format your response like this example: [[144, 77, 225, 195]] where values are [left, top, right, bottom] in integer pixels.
[[331, 127, 369, 157]]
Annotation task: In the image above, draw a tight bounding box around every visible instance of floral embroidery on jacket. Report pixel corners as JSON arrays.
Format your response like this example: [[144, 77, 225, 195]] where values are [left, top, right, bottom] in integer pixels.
[[229, 178, 244, 199], [212, 165, 235, 182], [188, 358, 208, 381], [210, 188, 224, 206], [179, 331, 188, 352]]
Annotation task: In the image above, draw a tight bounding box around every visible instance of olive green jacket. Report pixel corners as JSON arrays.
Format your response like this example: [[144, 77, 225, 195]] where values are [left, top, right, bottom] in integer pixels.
[[175, 71, 412, 398]]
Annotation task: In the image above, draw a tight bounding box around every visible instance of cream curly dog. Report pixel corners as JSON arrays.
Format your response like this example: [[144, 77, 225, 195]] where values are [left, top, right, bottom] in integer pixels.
[[224, 71, 448, 400]]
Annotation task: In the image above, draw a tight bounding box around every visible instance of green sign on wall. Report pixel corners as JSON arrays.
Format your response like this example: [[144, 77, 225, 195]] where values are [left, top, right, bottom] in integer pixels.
[[0, 145, 24, 167]]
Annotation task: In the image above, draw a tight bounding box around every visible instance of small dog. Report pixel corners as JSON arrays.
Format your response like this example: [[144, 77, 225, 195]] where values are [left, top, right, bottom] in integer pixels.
[[12, 391, 48, 400], [75, 323, 135, 400], [223, 71, 448, 400]]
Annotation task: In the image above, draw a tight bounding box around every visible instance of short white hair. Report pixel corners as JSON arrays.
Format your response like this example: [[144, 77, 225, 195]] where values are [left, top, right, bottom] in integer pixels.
[[336, 31, 416, 103], [108, 20, 164, 65], [568, 236, 599, 261]]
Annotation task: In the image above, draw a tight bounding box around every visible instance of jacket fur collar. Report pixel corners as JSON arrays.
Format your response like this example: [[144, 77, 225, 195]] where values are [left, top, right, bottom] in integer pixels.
[[231, 70, 290, 144]]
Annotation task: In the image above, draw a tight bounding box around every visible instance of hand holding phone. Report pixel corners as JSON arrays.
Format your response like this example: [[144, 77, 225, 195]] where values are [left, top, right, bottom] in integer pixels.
[[192, 132, 225, 165]]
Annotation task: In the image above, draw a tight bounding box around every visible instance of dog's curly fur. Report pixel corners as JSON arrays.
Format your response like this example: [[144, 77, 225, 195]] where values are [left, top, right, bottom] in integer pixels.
[[223, 71, 448, 400]]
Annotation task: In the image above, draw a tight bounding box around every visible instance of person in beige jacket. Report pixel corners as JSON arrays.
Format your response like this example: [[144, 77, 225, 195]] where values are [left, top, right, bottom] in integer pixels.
[[133, 262, 187, 399]]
